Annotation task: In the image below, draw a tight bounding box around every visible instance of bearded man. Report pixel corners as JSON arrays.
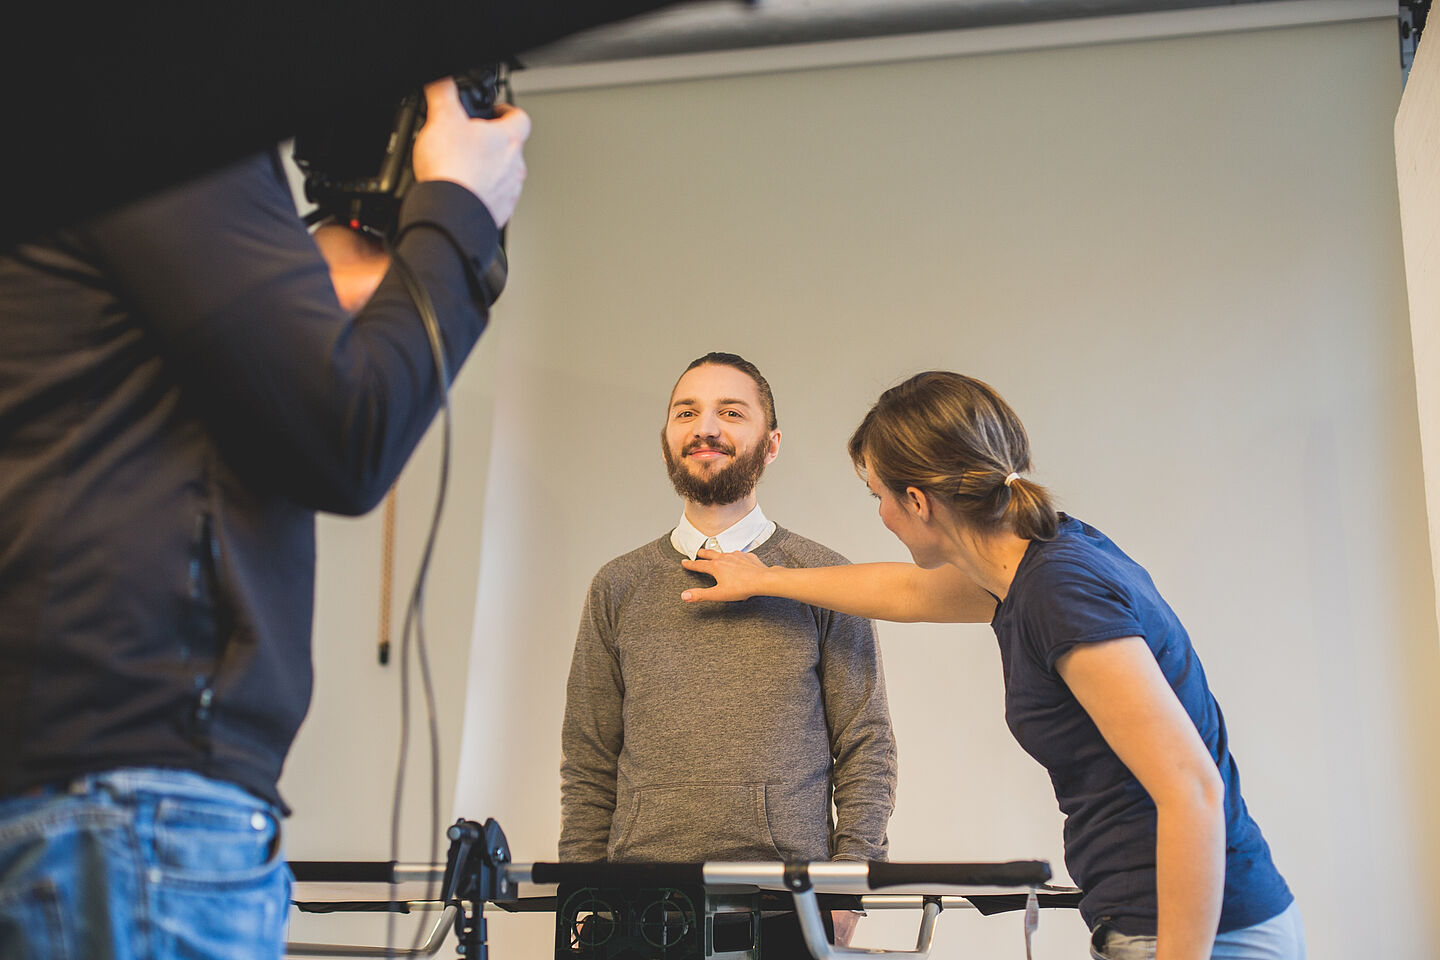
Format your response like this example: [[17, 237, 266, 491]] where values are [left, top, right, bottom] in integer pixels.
[[558, 352, 897, 957]]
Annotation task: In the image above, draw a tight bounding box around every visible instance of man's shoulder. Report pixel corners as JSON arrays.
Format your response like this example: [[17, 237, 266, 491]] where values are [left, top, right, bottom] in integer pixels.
[[762, 526, 852, 569], [763, 528, 879, 637], [589, 534, 678, 587]]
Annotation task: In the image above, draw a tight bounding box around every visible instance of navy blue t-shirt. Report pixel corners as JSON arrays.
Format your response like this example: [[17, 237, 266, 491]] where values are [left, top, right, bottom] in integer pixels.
[[990, 515, 1291, 935]]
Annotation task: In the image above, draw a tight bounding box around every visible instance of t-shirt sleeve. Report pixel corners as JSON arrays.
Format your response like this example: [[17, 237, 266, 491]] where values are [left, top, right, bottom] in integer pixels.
[[1016, 557, 1145, 672]]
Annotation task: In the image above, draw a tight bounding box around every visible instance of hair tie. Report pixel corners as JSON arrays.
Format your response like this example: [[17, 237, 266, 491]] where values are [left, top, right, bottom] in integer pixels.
[[1003, 472, 1020, 488]]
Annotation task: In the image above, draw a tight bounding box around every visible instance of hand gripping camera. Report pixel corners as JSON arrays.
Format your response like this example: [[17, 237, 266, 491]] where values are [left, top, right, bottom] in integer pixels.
[[293, 64, 510, 303]]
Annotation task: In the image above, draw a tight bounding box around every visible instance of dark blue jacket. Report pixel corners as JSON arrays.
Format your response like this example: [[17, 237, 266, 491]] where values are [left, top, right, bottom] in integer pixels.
[[0, 153, 498, 809]]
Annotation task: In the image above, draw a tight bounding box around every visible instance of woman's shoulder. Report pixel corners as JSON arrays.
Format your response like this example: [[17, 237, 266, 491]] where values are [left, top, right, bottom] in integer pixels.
[[1002, 517, 1150, 657], [1021, 515, 1120, 583], [1008, 516, 1149, 620]]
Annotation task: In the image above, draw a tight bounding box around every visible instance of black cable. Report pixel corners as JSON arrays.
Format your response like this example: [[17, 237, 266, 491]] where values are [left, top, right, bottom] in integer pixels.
[[383, 248, 451, 958]]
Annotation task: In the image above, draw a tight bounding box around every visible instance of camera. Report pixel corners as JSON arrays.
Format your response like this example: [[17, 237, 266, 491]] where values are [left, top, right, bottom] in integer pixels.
[[293, 64, 510, 300]]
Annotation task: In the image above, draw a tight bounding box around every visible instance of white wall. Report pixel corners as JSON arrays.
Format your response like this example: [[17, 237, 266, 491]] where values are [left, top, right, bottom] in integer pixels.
[[284, 16, 1440, 960], [1398, 33, 1440, 645]]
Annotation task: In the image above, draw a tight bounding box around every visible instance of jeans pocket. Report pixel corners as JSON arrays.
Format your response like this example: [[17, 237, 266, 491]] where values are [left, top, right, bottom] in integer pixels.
[[150, 797, 291, 960], [1090, 923, 1158, 960], [0, 878, 73, 960], [153, 855, 291, 960], [152, 795, 282, 886]]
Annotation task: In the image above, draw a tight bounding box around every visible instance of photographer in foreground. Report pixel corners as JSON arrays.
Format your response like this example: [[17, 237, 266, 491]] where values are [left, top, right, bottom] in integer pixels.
[[0, 79, 528, 960]]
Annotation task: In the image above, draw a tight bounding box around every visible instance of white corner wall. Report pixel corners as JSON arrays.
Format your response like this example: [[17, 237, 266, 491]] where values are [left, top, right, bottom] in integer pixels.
[[286, 15, 1440, 960], [1397, 33, 1440, 645]]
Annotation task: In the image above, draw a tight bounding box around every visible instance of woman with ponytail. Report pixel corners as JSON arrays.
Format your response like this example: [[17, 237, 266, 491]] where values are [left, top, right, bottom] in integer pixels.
[[681, 372, 1302, 960]]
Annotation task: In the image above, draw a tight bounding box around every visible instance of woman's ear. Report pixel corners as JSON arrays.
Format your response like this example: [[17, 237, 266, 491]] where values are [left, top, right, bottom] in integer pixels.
[[905, 486, 932, 521]]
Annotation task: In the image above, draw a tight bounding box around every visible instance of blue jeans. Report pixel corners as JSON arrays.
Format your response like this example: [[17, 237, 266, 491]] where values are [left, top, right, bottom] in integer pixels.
[[1090, 902, 1306, 960], [0, 767, 291, 960]]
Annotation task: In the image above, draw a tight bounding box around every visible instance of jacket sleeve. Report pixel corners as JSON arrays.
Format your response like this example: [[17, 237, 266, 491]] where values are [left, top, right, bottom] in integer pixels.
[[79, 151, 500, 516], [818, 608, 897, 862], [559, 572, 625, 861]]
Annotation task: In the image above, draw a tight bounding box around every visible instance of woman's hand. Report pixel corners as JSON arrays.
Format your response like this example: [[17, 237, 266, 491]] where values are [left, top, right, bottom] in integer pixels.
[[680, 548, 770, 602]]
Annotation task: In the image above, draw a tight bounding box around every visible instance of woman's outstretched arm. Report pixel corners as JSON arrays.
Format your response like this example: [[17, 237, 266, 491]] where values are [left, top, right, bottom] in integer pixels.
[[681, 549, 996, 623]]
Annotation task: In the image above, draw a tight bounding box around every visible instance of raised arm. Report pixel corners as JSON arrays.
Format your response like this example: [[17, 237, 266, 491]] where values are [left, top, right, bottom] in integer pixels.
[[681, 550, 996, 624], [83, 83, 529, 517]]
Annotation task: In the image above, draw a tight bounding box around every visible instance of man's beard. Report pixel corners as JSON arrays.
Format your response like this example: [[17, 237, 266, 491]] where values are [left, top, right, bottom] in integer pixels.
[[663, 436, 769, 506]]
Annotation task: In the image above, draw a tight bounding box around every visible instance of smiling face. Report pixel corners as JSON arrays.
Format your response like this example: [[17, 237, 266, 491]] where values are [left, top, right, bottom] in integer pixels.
[[662, 363, 780, 507]]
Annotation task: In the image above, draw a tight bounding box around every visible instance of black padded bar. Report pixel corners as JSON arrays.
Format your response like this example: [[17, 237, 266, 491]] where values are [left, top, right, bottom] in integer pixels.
[[529, 861, 707, 887], [867, 861, 1052, 889], [293, 900, 414, 914], [493, 893, 859, 913], [760, 891, 863, 911], [289, 861, 396, 883], [491, 898, 559, 913], [965, 891, 1083, 916]]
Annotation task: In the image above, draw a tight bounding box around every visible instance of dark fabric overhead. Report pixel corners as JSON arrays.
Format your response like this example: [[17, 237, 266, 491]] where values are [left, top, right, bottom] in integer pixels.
[[2, 0, 687, 246]]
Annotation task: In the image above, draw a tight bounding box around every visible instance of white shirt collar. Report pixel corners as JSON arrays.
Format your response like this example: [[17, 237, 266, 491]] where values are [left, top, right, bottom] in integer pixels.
[[670, 503, 777, 560]]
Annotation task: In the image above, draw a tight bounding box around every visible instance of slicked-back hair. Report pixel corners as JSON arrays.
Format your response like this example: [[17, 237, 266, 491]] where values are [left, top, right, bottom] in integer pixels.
[[676, 352, 778, 431], [848, 371, 1058, 542]]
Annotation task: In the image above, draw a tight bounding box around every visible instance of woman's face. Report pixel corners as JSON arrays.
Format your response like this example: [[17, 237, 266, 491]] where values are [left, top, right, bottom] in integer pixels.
[[865, 463, 948, 569]]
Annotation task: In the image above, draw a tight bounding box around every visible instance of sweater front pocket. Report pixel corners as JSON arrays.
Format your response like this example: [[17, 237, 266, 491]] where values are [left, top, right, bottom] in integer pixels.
[[608, 783, 783, 862]]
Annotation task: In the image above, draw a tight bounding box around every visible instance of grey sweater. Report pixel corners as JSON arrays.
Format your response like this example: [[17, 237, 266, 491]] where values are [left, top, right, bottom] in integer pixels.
[[559, 526, 897, 863]]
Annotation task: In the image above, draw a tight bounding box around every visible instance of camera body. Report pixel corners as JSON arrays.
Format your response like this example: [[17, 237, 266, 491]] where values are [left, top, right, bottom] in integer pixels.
[[293, 65, 506, 239]]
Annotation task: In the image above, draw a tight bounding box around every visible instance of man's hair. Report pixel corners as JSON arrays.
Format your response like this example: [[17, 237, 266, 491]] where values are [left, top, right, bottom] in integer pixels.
[[678, 352, 778, 430]]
